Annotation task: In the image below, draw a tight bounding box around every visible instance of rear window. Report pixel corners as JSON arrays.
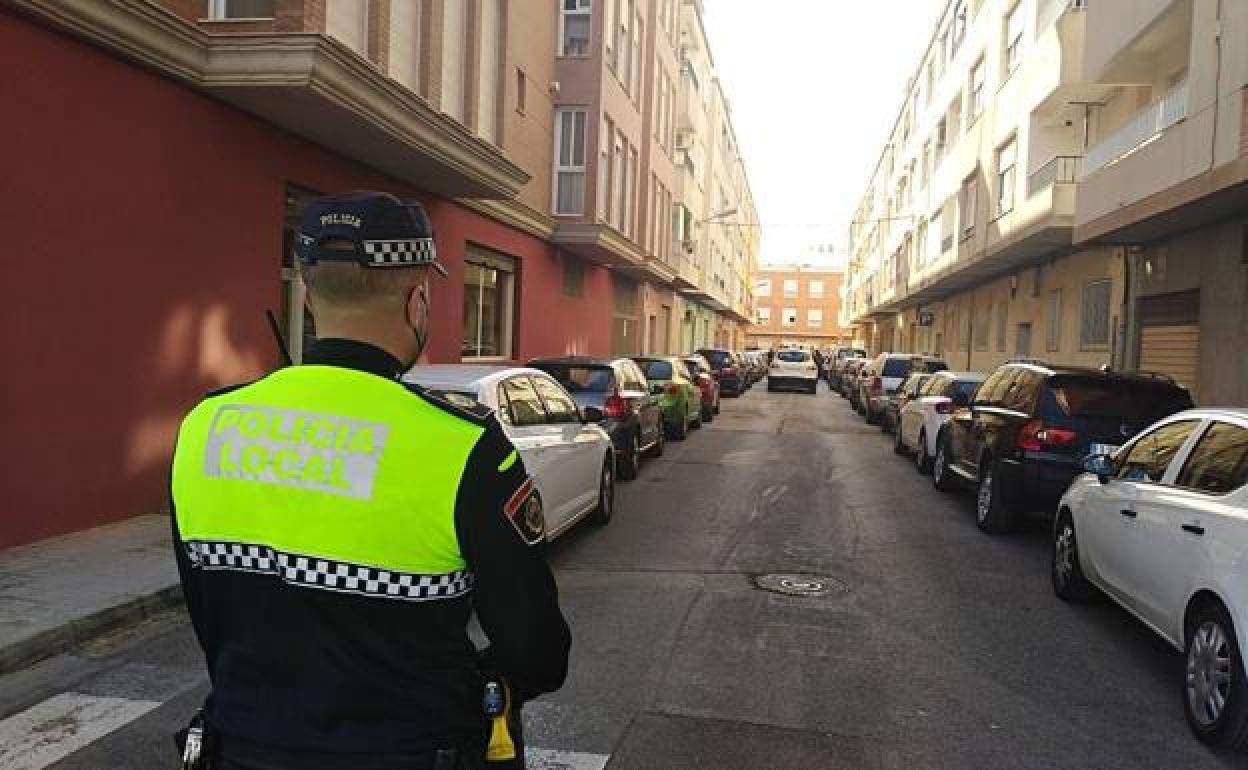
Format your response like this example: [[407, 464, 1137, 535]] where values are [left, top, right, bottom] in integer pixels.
[[641, 360, 674, 380], [952, 380, 981, 401], [777, 350, 809, 363], [917, 359, 948, 373], [1048, 377, 1193, 422], [882, 358, 914, 377], [700, 350, 731, 368], [536, 365, 614, 393]]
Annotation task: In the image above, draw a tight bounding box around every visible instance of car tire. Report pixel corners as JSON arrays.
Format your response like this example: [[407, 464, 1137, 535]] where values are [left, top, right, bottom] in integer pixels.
[[671, 414, 688, 441], [618, 432, 641, 481], [1184, 599, 1248, 750], [893, 423, 907, 455], [588, 455, 614, 526], [915, 429, 933, 474], [702, 404, 714, 423], [808, 383, 818, 395], [932, 433, 957, 492], [975, 459, 1020, 534], [1052, 510, 1097, 602]]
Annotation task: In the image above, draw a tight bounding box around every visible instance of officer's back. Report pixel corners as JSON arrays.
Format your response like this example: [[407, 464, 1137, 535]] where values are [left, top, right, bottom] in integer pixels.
[[171, 191, 570, 769]]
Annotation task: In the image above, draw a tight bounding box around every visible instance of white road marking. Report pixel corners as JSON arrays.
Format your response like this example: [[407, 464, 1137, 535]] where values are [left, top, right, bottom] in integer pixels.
[[0, 693, 161, 770], [528, 747, 611, 770]]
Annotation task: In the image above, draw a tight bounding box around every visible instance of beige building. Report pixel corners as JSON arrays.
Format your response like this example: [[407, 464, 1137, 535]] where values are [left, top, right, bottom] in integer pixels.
[[748, 266, 849, 348], [844, 0, 1248, 403]]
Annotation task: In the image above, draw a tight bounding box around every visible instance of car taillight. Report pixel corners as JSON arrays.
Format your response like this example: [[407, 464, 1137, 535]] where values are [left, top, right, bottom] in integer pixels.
[[934, 400, 955, 415], [724, 366, 738, 377], [664, 383, 682, 395], [869, 376, 882, 396], [604, 393, 628, 419], [1017, 419, 1078, 451]]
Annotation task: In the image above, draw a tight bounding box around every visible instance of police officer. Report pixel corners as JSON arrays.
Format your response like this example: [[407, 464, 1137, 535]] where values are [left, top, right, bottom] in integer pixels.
[[171, 191, 571, 769]]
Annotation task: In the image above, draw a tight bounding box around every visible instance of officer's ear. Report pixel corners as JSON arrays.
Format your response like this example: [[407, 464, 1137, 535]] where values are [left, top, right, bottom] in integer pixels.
[[404, 272, 430, 330]]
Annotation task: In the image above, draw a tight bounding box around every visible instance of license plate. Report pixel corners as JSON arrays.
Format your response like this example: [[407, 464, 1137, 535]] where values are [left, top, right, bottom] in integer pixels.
[[1088, 442, 1119, 457]]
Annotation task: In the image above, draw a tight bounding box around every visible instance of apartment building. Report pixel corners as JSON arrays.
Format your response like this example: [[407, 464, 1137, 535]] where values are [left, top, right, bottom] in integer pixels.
[[844, 0, 1248, 404], [2, 0, 756, 547], [748, 266, 849, 349]]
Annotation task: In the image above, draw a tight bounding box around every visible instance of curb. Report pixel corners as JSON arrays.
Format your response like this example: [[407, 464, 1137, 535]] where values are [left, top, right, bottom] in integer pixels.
[[0, 583, 184, 678]]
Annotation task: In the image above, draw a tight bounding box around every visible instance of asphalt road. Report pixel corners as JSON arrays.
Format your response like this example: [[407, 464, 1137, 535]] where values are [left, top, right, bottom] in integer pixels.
[[3, 381, 1247, 769]]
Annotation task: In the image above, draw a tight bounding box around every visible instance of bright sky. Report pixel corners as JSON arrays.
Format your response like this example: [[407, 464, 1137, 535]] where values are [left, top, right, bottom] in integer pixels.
[[703, 0, 945, 268]]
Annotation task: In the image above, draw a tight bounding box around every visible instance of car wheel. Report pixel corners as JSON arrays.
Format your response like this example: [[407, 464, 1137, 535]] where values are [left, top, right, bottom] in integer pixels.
[[808, 382, 818, 395], [893, 423, 907, 455], [975, 460, 1020, 534], [1052, 510, 1097, 602], [915, 429, 933, 474], [588, 455, 614, 526], [671, 414, 688, 441], [702, 404, 714, 423], [932, 434, 957, 492], [618, 432, 641, 481], [1184, 599, 1248, 749]]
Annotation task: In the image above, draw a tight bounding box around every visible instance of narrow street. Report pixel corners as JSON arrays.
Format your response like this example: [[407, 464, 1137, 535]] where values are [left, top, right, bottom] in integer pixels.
[[1, 385, 1240, 769]]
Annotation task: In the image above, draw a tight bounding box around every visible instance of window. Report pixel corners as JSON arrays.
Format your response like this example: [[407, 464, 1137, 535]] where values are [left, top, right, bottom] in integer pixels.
[[960, 173, 977, 236], [996, 136, 1016, 216], [617, 0, 631, 91], [974, 305, 990, 351], [208, 0, 275, 18], [562, 254, 585, 297], [532, 376, 582, 423], [809, 280, 825, 298], [516, 69, 527, 114], [1117, 421, 1200, 483], [1080, 280, 1112, 350], [808, 309, 823, 328], [624, 145, 639, 236], [462, 246, 516, 360], [1004, 3, 1024, 76], [755, 279, 772, 297], [609, 129, 624, 227], [1045, 289, 1061, 351], [1176, 422, 1248, 495], [553, 108, 587, 215], [995, 300, 1007, 352], [782, 308, 798, 327], [560, 0, 592, 57], [950, 0, 967, 56], [501, 377, 548, 426], [783, 279, 799, 298], [1015, 322, 1032, 356], [969, 57, 986, 122], [756, 307, 771, 324]]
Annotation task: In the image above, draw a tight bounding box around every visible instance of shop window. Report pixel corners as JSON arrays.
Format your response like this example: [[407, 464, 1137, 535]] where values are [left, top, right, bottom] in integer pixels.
[[462, 246, 516, 360]]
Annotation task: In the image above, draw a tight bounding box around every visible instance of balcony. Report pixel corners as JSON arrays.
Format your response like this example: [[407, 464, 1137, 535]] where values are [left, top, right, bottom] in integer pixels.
[[1082, 79, 1188, 178], [1036, 0, 1087, 39], [1028, 156, 1083, 196]]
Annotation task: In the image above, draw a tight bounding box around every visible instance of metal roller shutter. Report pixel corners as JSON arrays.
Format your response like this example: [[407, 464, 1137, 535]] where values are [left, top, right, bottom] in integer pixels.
[[1139, 324, 1199, 395]]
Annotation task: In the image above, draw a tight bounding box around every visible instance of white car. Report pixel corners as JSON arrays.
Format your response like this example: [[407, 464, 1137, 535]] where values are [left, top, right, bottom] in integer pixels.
[[404, 365, 616, 540], [1052, 408, 1248, 748], [767, 349, 819, 394], [893, 371, 985, 473]]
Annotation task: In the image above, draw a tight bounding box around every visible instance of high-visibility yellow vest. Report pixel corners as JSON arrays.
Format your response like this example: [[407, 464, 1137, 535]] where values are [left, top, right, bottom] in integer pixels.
[[171, 366, 483, 600]]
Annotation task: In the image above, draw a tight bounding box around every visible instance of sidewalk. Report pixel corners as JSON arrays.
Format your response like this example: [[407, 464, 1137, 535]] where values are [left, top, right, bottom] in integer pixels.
[[0, 516, 182, 677]]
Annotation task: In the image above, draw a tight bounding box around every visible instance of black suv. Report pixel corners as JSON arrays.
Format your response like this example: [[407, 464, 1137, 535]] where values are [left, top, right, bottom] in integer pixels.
[[931, 362, 1193, 533]]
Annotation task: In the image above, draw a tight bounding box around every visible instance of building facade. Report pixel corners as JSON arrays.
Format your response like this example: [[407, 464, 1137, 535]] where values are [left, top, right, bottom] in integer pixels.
[[842, 0, 1248, 403], [1, 0, 757, 547], [748, 266, 849, 348]]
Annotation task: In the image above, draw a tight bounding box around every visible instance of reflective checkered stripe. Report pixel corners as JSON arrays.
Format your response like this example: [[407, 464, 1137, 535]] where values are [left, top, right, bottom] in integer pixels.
[[361, 238, 437, 267], [184, 540, 473, 601]]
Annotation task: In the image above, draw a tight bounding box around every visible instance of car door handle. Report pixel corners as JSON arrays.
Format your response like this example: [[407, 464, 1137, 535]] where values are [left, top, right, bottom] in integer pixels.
[[1120, 509, 1138, 519], [1182, 523, 1205, 536]]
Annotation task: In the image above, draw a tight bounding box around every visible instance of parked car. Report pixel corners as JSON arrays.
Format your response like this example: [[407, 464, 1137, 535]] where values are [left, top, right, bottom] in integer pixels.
[[893, 371, 986, 472], [741, 351, 766, 386], [881, 372, 934, 434], [682, 354, 721, 422], [931, 362, 1195, 533], [1052, 408, 1248, 748], [403, 365, 615, 538], [633, 355, 703, 439], [768, 348, 820, 394], [829, 347, 868, 389], [696, 348, 745, 397], [859, 354, 947, 425], [528, 356, 664, 481], [842, 358, 868, 404]]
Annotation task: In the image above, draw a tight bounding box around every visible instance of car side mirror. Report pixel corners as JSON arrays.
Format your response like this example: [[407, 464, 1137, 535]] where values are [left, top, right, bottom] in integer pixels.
[[581, 406, 605, 424], [1083, 453, 1114, 484], [650, 382, 665, 396]]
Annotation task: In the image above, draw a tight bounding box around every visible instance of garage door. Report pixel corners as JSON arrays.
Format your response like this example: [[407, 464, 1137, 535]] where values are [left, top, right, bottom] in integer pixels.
[[1139, 324, 1199, 395]]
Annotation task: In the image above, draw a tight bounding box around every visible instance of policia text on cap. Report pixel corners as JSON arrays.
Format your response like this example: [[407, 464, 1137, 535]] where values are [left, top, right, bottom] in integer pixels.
[[170, 191, 572, 770]]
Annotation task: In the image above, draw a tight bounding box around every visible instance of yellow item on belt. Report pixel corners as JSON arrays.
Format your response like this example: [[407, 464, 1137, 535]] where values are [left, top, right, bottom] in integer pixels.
[[486, 680, 516, 762]]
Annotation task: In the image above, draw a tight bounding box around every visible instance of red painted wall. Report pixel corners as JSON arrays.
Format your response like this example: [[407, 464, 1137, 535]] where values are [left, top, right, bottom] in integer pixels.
[[1, 11, 612, 547]]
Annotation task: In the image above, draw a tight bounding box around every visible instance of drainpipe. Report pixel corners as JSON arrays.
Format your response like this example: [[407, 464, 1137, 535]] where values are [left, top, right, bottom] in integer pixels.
[[1117, 245, 1132, 370], [1211, 0, 1223, 171]]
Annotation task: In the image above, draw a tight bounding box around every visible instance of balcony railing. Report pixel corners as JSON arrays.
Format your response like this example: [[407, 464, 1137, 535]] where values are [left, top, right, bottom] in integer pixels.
[[1027, 156, 1083, 197], [1083, 79, 1188, 178]]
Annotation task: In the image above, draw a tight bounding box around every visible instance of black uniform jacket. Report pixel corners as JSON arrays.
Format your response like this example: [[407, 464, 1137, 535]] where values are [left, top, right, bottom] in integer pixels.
[[171, 338, 571, 758]]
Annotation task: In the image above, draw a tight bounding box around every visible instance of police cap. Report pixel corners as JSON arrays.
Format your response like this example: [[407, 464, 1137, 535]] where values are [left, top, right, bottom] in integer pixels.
[[295, 190, 447, 276]]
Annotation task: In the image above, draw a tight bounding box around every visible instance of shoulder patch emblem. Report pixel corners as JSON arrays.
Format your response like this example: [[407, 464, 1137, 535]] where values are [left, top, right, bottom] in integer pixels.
[[503, 478, 545, 546]]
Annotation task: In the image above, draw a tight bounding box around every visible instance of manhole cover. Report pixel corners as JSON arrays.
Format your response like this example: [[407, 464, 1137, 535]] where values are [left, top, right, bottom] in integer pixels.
[[752, 574, 846, 598]]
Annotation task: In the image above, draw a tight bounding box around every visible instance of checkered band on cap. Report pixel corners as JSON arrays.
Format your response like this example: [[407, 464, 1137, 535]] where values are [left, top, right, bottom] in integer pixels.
[[361, 238, 438, 267], [185, 540, 473, 602]]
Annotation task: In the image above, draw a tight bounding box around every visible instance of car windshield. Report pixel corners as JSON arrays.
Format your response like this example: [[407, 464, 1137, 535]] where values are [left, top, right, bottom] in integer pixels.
[[882, 358, 913, 377], [536, 365, 613, 393], [1049, 377, 1193, 422], [642, 360, 673, 380], [777, 350, 809, 362], [918, 359, 949, 373], [952, 380, 981, 401], [701, 350, 731, 368]]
